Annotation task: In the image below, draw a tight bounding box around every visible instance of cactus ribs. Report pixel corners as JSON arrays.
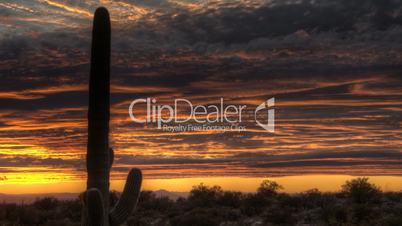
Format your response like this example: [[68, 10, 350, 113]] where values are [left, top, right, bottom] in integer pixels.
[[81, 7, 142, 226]]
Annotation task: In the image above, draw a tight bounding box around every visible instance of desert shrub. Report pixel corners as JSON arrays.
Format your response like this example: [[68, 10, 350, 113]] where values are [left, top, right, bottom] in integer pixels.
[[241, 193, 267, 216], [341, 177, 381, 204], [299, 188, 323, 209], [57, 199, 81, 222], [257, 180, 282, 197], [127, 215, 161, 226], [276, 193, 300, 209], [383, 192, 402, 204], [3, 203, 18, 222], [17, 205, 40, 225], [170, 208, 221, 226], [0, 204, 6, 221], [33, 197, 59, 211], [240, 180, 284, 216], [263, 204, 297, 225], [187, 184, 223, 208], [349, 203, 377, 224], [218, 191, 243, 208], [314, 193, 341, 224], [137, 191, 175, 213], [324, 203, 348, 226], [2, 180, 402, 226], [153, 196, 174, 212]]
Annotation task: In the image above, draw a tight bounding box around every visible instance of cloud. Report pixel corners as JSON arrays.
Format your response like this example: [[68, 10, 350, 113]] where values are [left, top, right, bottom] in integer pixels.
[[108, 150, 402, 177], [0, 0, 402, 180]]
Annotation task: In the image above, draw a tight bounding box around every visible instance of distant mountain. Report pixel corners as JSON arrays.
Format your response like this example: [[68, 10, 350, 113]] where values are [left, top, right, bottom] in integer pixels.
[[153, 189, 188, 200]]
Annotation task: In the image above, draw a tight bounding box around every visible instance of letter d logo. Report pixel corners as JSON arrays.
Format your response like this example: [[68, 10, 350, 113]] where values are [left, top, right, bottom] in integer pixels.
[[254, 98, 275, 132]]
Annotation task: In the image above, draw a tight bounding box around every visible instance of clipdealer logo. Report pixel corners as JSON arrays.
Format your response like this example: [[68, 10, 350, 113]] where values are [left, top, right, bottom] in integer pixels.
[[129, 98, 275, 132], [255, 98, 275, 132]]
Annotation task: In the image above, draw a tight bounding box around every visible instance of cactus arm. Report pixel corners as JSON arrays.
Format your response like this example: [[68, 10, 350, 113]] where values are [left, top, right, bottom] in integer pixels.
[[109, 168, 142, 226], [82, 188, 106, 226], [87, 6, 111, 219]]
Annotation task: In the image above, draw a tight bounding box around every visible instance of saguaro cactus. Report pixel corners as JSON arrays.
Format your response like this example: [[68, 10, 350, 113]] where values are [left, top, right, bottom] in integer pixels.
[[82, 7, 142, 226]]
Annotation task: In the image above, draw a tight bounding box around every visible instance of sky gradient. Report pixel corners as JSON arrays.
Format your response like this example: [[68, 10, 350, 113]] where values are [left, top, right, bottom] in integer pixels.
[[0, 0, 402, 192]]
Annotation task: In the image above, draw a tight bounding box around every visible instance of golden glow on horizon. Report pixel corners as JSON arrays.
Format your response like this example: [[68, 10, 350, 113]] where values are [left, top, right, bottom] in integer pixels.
[[0, 175, 401, 194], [0, 170, 77, 184]]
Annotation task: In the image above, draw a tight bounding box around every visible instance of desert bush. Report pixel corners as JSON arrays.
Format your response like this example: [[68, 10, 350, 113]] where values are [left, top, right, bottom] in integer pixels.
[[33, 197, 59, 211], [262, 204, 297, 225], [170, 207, 222, 226], [299, 188, 323, 209], [218, 191, 243, 208], [341, 177, 381, 204], [57, 199, 81, 222], [241, 193, 267, 216], [187, 184, 223, 208], [257, 180, 283, 197], [2, 179, 402, 226], [138, 191, 174, 211], [17, 205, 40, 225]]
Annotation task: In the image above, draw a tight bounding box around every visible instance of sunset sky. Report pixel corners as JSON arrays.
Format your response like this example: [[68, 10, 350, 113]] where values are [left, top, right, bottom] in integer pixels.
[[0, 0, 402, 193]]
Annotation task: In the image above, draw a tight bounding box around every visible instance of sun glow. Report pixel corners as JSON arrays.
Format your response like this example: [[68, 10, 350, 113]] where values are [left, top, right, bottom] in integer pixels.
[[42, 0, 92, 18], [0, 144, 49, 156], [1, 175, 402, 194], [0, 170, 77, 184]]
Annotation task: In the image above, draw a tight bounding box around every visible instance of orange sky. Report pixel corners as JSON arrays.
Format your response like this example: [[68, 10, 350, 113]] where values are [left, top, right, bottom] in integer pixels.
[[0, 0, 402, 193], [1, 175, 402, 194]]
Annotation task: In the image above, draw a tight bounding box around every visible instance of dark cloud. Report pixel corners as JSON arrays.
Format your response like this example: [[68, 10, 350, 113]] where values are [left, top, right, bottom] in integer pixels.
[[0, 154, 83, 168], [109, 150, 402, 176], [0, 0, 401, 180]]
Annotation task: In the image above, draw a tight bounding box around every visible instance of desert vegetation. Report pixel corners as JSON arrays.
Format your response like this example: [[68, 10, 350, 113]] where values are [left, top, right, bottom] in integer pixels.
[[0, 177, 401, 226]]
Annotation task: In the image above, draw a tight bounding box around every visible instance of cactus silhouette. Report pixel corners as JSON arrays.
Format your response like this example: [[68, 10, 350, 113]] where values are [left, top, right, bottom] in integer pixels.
[[81, 7, 142, 226]]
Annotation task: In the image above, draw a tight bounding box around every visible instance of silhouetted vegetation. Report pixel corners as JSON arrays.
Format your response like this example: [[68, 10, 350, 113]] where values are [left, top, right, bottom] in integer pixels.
[[1, 177, 401, 226], [83, 7, 142, 226]]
